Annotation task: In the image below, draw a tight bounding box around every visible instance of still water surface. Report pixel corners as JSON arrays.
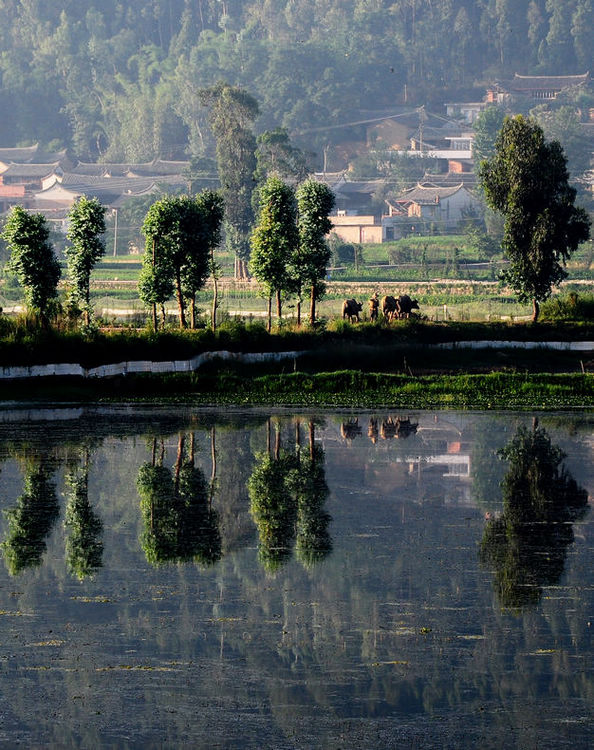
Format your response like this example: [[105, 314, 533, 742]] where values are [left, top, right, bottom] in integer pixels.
[[0, 406, 591, 749]]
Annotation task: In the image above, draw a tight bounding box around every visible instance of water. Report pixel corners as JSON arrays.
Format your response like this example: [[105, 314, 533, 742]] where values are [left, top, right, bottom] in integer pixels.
[[0, 406, 591, 749]]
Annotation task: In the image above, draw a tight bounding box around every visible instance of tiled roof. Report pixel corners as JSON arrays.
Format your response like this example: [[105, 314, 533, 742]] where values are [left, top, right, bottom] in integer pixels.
[[509, 73, 590, 91], [0, 144, 39, 163], [398, 183, 466, 204], [1, 162, 61, 177], [422, 172, 477, 187]]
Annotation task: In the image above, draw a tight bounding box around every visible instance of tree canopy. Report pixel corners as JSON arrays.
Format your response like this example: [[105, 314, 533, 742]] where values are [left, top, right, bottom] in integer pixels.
[[2, 206, 61, 326], [0, 1, 591, 164], [249, 176, 298, 330], [480, 115, 590, 321], [66, 196, 106, 327]]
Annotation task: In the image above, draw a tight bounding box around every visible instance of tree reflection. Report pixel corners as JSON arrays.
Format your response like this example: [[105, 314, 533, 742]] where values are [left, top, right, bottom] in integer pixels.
[[480, 421, 589, 609], [2, 460, 60, 575], [249, 420, 332, 572], [64, 450, 103, 580], [137, 434, 221, 566]]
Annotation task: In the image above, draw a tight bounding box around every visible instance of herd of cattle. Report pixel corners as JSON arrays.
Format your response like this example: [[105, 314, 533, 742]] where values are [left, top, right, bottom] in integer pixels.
[[341, 416, 418, 442], [342, 294, 420, 323]]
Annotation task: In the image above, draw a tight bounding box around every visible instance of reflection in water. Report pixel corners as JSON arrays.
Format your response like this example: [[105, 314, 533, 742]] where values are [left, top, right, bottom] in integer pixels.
[[2, 460, 60, 575], [480, 421, 589, 609], [64, 455, 103, 580], [137, 433, 221, 566], [249, 421, 332, 571]]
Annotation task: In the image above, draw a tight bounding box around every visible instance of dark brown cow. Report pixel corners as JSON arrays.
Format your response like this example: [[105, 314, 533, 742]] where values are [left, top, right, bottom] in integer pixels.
[[396, 295, 420, 319], [342, 299, 363, 322]]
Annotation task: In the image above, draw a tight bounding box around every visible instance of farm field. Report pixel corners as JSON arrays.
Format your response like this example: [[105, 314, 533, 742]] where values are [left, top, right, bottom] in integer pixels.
[[1, 237, 593, 326]]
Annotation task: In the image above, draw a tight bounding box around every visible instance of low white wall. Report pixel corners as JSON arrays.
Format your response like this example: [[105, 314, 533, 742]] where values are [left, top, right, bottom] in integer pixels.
[[0, 342, 591, 381], [0, 350, 303, 380]]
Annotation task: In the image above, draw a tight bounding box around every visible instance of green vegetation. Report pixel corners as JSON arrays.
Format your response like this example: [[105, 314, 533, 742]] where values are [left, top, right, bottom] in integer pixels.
[[480, 115, 591, 322], [65, 196, 107, 328], [1, 2, 592, 165], [480, 421, 589, 609]]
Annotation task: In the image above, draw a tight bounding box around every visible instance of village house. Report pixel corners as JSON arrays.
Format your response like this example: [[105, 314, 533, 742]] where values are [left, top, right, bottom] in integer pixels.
[[386, 182, 481, 231], [486, 73, 591, 105]]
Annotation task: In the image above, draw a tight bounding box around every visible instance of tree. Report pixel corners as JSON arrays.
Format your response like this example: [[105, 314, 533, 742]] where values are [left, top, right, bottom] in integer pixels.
[[249, 176, 298, 331], [199, 82, 259, 280], [531, 104, 592, 178], [480, 115, 590, 322], [2, 206, 61, 327], [191, 190, 224, 331], [141, 195, 211, 329], [2, 461, 60, 576], [66, 196, 106, 327], [254, 127, 309, 185], [472, 106, 506, 171], [480, 421, 588, 610], [293, 180, 335, 326]]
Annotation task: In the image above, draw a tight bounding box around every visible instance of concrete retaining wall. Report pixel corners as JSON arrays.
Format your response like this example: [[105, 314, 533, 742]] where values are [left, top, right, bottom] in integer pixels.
[[0, 350, 303, 380], [0, 342, 591, 381]]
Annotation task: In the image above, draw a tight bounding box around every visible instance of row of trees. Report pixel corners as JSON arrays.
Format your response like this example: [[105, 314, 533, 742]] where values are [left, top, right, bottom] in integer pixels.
[[1, 198, 106, 328], [1, 178, 334, 331]]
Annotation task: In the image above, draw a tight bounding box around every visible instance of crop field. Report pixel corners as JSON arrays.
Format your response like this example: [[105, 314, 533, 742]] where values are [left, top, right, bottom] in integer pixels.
[[1, 238, 593, 326]]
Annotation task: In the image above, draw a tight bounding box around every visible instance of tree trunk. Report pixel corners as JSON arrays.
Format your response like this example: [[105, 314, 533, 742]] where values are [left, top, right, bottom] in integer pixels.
[[152, 303, 158, 332], [211, 267, 218, 332], [175, 268, 187, 328], [532, 298, 540, 323], [267, 296, 272, 333], [309, 286, 316, 326], [190, 296, 196, 329], [174, 433, 185, 493], [209, 426, 216, 509], [276, 289, 282, 320], [296, 298, 301, 327]]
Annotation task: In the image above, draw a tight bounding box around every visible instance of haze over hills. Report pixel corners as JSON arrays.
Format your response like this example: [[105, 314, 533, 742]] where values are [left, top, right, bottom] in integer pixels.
[[0, 0, 592, 166]]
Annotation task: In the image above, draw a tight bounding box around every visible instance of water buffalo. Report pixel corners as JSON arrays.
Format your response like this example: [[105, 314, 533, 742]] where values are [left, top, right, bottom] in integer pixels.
[[396, 295, 420, 319], [342, 298, 363, 322], [380, 417, 418, 440], [381, 295, 398, 321], [368, 294, 379, 322], [341, 418, 362, 440]]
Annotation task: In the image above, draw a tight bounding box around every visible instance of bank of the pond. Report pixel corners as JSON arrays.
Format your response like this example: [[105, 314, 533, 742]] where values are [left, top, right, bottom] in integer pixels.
[[2, 371, 592, 410]]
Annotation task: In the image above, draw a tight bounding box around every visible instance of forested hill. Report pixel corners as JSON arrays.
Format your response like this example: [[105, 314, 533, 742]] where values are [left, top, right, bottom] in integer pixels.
[[0, 0, 592, 164]]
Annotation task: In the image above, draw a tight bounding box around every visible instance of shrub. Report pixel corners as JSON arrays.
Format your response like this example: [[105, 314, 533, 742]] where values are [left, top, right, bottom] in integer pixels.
[[540, 293, 594, 322]]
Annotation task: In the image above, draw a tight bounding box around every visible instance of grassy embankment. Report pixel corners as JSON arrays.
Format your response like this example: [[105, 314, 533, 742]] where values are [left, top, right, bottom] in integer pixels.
[[0, 317, 592, 409]]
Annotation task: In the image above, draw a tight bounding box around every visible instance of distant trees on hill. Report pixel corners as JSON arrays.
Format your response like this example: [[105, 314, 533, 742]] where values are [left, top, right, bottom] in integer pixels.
[[0, 1, 592, 164]]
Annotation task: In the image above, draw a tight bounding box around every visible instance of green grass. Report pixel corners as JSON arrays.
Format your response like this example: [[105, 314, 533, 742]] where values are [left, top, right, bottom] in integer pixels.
[[0, 318, 592, 369], [1, 370, 591, 410]]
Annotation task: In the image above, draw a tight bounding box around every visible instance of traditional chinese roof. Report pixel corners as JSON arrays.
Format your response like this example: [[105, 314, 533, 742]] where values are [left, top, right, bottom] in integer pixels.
[[422, 171, 477, 187], [508, 73, 590, 91], [1, 162, 61, 178], [397, 183, 467, 204], [0, 144, 39, 163]]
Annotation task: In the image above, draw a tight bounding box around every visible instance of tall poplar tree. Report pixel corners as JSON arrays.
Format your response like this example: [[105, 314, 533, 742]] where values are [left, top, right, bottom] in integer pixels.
[[2, 207, 61, 328], [66, 196, 106, 327], [249, 176, 298, 331], [294, 180, 335, 326], [199, 82, 259, 280]]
